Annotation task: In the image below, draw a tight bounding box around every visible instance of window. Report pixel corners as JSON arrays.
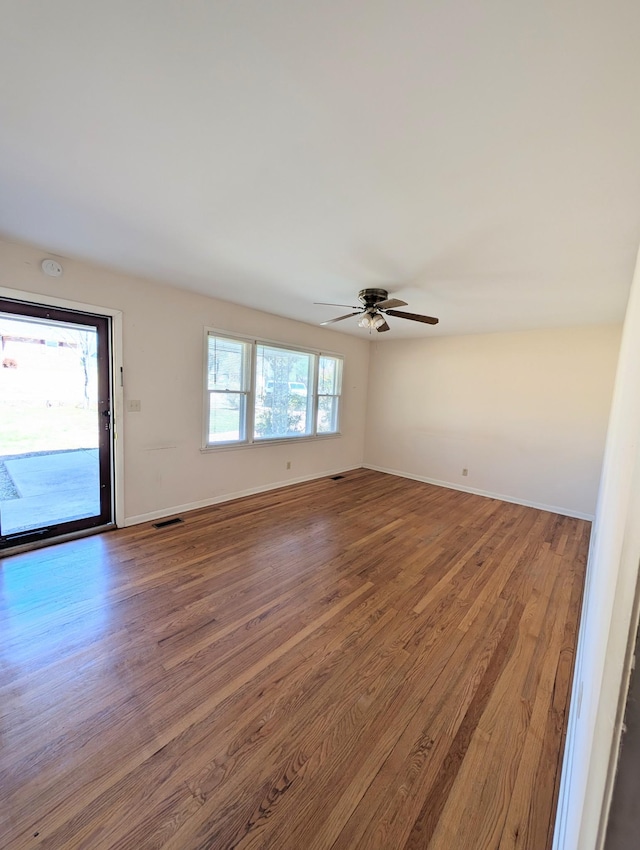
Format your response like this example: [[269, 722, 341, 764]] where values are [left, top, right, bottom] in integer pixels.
[[206, 334, 250, 443], [204, 332, 343, 447], [317, 355, 342, 434], [255, 344, 313, 440]]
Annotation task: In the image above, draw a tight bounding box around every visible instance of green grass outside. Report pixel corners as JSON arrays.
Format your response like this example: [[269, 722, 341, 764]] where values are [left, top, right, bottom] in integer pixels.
[[0, 403, 98, 456], [209, 407, 241, 437]]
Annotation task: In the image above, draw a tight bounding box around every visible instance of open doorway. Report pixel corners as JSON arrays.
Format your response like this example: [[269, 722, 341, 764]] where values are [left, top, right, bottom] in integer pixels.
[[0, 298, 113, 549]]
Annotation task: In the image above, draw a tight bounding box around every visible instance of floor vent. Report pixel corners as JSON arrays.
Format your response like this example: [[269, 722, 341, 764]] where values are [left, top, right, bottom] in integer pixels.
[[152, 517, 184, 529], [331, 475, 345, 480]]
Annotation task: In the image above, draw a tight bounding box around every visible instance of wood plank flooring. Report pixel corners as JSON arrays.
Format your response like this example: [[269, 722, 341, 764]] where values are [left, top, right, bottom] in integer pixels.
[[0, 469, 589, 849]]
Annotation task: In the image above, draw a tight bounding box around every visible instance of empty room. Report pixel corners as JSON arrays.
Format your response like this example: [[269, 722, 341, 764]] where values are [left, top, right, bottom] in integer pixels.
[[2, 3, 640, 850]]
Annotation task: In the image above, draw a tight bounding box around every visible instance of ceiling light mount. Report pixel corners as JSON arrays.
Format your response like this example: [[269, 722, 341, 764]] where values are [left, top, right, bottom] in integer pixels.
[[358, 288, 389, 308]]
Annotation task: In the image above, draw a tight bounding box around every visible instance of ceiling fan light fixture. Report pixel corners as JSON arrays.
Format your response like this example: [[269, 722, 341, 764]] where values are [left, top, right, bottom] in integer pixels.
[[317, 289, 439, 332]]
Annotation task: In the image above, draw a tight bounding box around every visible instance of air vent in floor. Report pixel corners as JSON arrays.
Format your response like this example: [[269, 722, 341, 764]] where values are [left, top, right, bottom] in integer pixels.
[[152, 517, 184, 529]]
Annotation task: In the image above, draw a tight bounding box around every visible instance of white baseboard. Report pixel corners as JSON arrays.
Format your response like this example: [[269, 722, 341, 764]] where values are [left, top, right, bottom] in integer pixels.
[[123, 466, 360, 527], [124, 463, 594, 527], [362, 463, 594, 521]]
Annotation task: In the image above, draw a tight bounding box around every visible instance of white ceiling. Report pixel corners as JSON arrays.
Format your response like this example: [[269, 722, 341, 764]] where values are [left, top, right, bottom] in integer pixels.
[[1, 1, 639, 338]]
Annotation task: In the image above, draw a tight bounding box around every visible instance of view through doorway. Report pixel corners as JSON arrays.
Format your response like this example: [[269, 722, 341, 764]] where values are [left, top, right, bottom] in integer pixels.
[[0, 298, 113, 549]]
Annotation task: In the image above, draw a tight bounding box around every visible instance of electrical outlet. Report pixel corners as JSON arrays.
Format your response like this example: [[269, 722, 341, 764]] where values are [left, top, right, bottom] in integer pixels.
[[126, 399, 141, 412], [286, 461, 291, 470], [462, 468, 468, 476]]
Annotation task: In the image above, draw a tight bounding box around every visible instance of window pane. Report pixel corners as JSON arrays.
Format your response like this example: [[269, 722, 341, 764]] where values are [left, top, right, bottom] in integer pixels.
[[318, 355, 342, 395], [207, 335, 248, 391], [254, 344, 313, 439], [208, 393, 246, 443], [317, 396, 339, 434]]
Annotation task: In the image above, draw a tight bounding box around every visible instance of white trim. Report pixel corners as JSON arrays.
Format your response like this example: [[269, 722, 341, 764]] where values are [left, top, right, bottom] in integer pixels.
[[363, 463, 594, 521], [204, 325, 344, 359], [595, 578, 640, 849], [199, 432, 342, 453], [552, 244, 640, 850], [123, 466, 358, 527], [0, 285, 125, 529]]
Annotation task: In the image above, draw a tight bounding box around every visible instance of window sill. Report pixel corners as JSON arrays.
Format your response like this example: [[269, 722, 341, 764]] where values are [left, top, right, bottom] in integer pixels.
[[200, 433, 342, 453]]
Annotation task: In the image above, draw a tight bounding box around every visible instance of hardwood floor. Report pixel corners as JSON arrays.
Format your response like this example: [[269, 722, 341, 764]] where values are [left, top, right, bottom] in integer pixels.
[[0, 469, 589, 849]]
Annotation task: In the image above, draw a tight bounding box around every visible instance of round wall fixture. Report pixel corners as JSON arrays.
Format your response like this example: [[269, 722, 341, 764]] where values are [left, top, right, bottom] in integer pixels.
[[41, 259, 63, 277]]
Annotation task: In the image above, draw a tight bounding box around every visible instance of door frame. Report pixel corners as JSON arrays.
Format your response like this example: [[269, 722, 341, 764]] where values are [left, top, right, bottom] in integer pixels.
[[0, 285, 124, 535]]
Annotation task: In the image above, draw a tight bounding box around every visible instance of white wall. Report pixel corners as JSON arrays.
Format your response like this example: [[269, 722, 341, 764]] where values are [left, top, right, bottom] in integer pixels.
[[554, 245, 640, 850], [0, 239, 370, 523], [364, 325, 621, 518]]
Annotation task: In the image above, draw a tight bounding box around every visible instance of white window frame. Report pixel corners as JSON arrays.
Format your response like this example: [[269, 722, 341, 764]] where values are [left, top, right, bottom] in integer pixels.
[[202, 328, 343, 450], [204, 333, 253, 446], [316, 353, 343, 435]]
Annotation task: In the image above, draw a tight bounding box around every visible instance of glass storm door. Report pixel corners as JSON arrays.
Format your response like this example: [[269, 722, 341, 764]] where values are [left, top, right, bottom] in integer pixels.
[[0, 299, 113, 548]]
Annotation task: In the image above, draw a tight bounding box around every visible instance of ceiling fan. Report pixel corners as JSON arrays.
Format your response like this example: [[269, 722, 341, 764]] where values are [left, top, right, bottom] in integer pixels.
[[316, 288, 439, 333]]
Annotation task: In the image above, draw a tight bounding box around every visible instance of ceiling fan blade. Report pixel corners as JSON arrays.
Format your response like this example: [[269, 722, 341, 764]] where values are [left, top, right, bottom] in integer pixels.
[[384, 309, 439, 325], [376, 320, 390, 332], [320, 311, 363, 325], [376, 298, 408, 310], [315, 301, 360, 309]]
